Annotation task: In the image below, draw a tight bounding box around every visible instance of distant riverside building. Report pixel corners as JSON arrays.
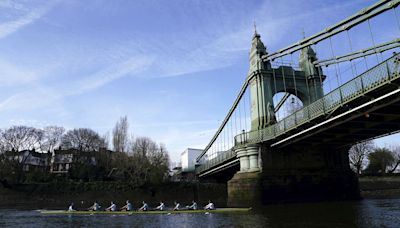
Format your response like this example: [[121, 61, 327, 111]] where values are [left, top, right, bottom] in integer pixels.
[[5, 149, 51, 172], [171, 148, 202, 182], [50, 148, 97, 174], [181, 148, 202, 172], [4, 148, 113, 174], [50, 148, 112, 174]]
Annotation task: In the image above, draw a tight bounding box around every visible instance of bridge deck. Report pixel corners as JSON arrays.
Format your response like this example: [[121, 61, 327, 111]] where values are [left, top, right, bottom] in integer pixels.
[[197, 53, 400, 176]]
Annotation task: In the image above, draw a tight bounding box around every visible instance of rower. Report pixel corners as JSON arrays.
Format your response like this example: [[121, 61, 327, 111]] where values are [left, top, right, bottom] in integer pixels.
[[68, 202, 76, 212], [120, 200, 133, 211], [138, 201, 149, 211], [88, 201, 101, 211], [187, 200, 197, 210], [204, 200, 215, 210], [106, 201, 117, 212], [173, 201, 180, 211], [155, 201, 165, 211]]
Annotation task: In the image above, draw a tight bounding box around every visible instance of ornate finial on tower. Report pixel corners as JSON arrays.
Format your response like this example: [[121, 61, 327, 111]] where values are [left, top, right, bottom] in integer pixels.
[[248, 21, 269, 73], [252, 20, 260, 39]]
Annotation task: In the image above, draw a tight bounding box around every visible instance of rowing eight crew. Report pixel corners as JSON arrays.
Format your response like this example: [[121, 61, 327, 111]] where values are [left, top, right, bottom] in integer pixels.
[[68, 200, 215, 212]]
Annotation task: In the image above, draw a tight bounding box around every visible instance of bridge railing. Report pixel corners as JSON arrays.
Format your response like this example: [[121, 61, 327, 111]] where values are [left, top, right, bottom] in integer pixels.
[[196, 149, 236, 174], [235, 53, 400, 146]]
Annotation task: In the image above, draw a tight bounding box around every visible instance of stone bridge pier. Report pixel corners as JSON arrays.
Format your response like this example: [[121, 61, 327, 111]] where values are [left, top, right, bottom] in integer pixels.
[[235, 145, 261, 173], [227, 144, 360, 207]]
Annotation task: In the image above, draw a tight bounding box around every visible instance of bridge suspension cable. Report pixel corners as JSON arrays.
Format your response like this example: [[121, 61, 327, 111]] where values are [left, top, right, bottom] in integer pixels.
[[196, 0, 400, 175], [263, 0, 400, 61], [290, 53, 299, 100], [346, 30, 358, 77], [315, 39, 400, 67], [274, 93, 290, 113], [395, 7, 400, 32], [367, 18, 381, 63]]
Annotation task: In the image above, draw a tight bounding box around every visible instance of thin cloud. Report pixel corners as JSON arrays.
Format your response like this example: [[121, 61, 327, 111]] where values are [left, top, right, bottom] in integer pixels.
[[71, 55, 154, 95], [149, 0, 368, 79], [0, 85, 61, 112], [0, 59, 38, 86], [133, 120, 219, 128], [155, 128, 217, 161], [0, 55, 153, 112], [0, 0, 26, 11], [0, 1, 59, 39]]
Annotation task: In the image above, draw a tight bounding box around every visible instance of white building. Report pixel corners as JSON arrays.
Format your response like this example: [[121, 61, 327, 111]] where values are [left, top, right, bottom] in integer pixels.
[[181, 148, 203, 172]]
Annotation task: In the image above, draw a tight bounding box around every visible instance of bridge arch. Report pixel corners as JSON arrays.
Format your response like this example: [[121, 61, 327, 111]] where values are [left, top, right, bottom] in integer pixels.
[[272, 92, 304, 120]]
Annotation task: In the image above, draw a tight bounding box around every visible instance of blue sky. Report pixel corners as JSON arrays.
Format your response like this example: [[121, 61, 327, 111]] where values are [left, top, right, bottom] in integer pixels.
[[0, 0, 398, 162]]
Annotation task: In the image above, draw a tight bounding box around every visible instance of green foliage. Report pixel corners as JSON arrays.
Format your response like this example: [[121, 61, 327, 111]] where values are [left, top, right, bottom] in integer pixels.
[[365, 147, 395, 175], [69, 163, 108, 182], [91, 137, 171, 187], [0, 153, 26, 184], [25, 171, 53, 183]]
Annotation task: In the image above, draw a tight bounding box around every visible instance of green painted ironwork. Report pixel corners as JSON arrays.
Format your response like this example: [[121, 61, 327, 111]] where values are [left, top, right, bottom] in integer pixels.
[[264, 0, 400, 62], [235, 53, 400, 146], [196, 149, 236, 174], [196, 53, 399, 175], [196, 1, 400, 175]]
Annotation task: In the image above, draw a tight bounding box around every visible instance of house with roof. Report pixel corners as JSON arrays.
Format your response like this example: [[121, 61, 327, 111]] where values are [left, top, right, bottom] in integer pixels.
[[5, 149, 51, 172]]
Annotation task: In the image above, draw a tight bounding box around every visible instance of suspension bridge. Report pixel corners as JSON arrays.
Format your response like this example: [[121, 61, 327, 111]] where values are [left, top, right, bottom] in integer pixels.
[[195, 0, 400, 206]]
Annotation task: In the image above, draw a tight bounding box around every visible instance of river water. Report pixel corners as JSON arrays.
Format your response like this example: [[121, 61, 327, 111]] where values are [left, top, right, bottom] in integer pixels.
[[0, 199, 399, 227]]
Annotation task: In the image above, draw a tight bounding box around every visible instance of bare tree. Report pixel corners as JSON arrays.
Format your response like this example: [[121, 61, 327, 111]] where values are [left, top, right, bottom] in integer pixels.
[[0, 129, 5, 154], [112, 116, 129, 153], [61, 128, 106, 151], [349, 141, 374, 175], [123, 137, 170, 185], [132, 136, 156, 158], [0, 126, 43, 151], [147, 143, 170, 183], [40, 126, 65, 152], [102, 131, 110, 150]]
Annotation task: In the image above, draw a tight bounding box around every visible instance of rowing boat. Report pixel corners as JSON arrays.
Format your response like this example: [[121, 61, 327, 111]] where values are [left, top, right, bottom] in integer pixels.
[[40, 208, 252, 215]]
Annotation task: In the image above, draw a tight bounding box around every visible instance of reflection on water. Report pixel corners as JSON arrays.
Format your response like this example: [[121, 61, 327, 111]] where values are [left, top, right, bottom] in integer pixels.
[[0, 199, 399, 227]]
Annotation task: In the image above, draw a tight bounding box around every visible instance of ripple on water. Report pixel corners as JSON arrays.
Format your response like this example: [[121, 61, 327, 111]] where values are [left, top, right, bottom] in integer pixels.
[[0, 199, 399, 228]]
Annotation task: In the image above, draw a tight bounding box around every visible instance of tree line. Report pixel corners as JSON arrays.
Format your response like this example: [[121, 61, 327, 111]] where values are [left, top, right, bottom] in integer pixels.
[[349, 141, 400, 176], [0, 116, 170, 187]]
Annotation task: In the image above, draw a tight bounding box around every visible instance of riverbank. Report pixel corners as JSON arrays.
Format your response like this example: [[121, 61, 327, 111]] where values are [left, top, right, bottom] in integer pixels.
[[1, 176, 399, 209], [0, 182, 227, 210], [359, 176, 400, 199]]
